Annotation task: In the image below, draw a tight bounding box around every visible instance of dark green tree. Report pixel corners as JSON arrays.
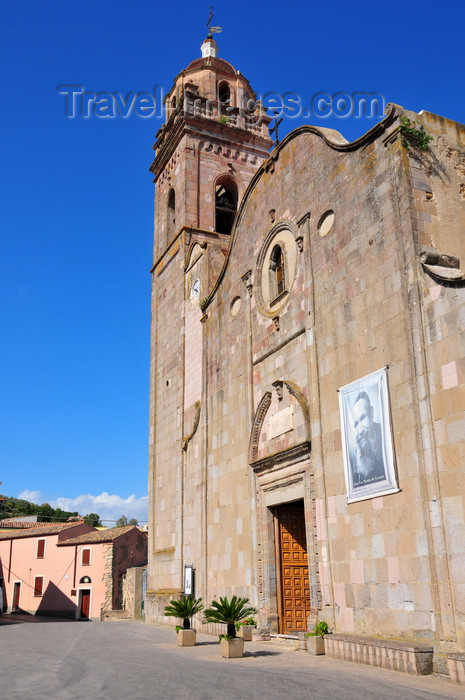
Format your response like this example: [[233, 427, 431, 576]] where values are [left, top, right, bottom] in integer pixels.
[[84, 513, 102, 527]]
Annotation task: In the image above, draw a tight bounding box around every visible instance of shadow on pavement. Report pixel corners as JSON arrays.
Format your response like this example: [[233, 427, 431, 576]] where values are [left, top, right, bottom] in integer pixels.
[[0, 613, 75, 625]]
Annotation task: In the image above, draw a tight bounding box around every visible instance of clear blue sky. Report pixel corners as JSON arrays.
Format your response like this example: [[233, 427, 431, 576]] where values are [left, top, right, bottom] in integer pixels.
[[1, 0, 462, 523]]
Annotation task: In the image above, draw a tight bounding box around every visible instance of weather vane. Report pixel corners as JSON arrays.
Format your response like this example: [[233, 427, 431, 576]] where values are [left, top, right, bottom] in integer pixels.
[[206, 5, 222, 37]]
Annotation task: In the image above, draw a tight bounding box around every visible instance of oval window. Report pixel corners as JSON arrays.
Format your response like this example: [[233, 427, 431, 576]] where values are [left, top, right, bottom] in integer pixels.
[[318, 210, 335, 237]]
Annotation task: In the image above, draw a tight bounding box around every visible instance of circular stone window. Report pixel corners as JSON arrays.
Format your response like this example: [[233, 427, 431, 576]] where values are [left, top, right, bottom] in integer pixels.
[[318, 210, 335, 237], [255, 225, 297, 317], [230, 296, 242, 316]]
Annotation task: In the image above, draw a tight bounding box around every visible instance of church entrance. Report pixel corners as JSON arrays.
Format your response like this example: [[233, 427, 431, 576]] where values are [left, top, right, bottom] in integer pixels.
[[274, 501, 310, 633]]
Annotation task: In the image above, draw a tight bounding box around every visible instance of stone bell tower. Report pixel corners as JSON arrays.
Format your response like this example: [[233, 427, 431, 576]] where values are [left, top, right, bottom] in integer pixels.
[[150, 34, 272, 259], [146, 35, 272, 622]]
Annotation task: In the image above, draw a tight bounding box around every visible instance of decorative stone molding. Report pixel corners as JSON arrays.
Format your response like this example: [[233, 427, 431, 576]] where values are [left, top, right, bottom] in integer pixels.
[[250, 442, 311, 474], [420, 247, 465, 283], [272, 316, 280, 331], [297, 212, 311, 228], [184, 240, 206, 273], [296, 235, 304, 253], [262, 475, 304, 492], [241, 269, 253, 297], [248, 380, 311, 468], [272, 380, 284, 401], [254, 221, 297, 318], [153, 547, 175, 556], [286, 380, 311, 433], [249, 391, 272, 464], [182, 401, 201, 450]]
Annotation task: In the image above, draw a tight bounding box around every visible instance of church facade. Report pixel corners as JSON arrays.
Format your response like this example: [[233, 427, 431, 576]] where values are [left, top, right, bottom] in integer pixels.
[[146, 36, 465, 666]]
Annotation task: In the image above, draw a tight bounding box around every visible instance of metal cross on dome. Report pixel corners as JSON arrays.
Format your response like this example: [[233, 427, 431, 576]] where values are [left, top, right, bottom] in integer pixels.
[[206, 6, 222, 36], [270, 110, 283, 148]]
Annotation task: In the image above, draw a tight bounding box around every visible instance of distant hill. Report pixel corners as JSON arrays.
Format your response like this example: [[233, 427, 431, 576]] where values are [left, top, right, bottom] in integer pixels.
[[0, 495, 101, 526]]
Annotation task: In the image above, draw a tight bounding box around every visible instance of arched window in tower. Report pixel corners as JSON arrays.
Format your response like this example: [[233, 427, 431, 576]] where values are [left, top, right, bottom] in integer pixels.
[[269, 244, 286, 299], [218, 81, 233, 115], [167, 188, 176, 236], [215, 179, 238, 235]]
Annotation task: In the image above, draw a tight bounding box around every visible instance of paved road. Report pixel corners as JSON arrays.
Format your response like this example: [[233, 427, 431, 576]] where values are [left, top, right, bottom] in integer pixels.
[[1, 615, 464, 700]]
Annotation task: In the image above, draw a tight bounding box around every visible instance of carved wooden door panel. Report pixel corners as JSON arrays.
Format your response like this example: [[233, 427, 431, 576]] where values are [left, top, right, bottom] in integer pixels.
[[277, 502, 310, 632]]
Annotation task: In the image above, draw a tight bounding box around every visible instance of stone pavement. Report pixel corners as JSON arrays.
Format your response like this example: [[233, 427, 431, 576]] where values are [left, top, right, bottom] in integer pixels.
[[1, 615, 464, 700]]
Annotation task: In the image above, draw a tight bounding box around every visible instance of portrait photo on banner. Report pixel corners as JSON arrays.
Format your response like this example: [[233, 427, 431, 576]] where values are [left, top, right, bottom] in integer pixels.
[[338, 367, 399, 502]]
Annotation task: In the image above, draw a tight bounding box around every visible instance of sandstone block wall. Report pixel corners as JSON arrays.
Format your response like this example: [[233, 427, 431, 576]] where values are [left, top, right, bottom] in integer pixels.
[[147, 98, 465, 659]]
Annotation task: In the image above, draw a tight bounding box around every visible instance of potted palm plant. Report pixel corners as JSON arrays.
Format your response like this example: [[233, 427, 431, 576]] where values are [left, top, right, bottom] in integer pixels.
[[204, 596, 258, 658], [164, 594, 204, 646], [305, 620, 329, 655], [236, 615, 256, 641]]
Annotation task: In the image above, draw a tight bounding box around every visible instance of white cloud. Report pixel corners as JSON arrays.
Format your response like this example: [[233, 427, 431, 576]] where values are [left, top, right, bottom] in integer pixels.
[[17, 490, 42, 504], [17, 490, 148, 524]]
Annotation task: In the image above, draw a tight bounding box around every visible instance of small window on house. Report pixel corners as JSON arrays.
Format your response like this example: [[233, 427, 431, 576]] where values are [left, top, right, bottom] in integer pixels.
[[269, 244, 286, 299], [171, 95, 176, 109], [215, 179, 238, 235], [37, 539, 45, 558], [34, 576, 44, 597], [167, 188, 176, 236], [81, 548, 91, 566]]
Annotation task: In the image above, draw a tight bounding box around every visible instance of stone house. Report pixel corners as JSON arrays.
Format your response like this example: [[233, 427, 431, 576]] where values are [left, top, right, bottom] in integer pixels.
[[0, 522, 147, 620], [57, 525, 148, 617], [146, 34, 465, 671]]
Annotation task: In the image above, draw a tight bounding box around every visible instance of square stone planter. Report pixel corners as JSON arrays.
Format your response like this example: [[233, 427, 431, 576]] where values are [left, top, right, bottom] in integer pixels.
[[177, 628, 196, 646], [237, 625, 255, 641], [306, 635, 325, 655], [252, 628, 271, 642], [220, 637, 244, 658]]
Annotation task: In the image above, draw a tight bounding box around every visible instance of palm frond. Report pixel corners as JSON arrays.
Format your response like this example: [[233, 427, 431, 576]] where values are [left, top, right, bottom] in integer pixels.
[[204, 596, 258, 629], [164, 594, 204, 622]]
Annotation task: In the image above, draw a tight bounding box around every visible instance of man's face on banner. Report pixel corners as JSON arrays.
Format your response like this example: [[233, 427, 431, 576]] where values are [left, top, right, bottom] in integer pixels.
[[353, 395, 374, 452]]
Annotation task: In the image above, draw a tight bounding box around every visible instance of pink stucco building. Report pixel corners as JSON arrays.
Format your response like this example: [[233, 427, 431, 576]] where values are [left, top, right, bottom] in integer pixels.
[[0, 522, 147, 620]]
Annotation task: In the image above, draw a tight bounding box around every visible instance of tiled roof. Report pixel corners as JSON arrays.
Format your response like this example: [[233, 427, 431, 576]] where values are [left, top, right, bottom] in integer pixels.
[[0, 519, 39, 529], [57, 525, 144, 545], [0, 521, 87, 540], [185, 56, 236, 75]]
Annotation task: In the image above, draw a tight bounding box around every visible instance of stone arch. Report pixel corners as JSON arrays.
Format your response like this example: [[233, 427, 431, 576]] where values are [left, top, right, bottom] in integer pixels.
[[249, 381, 311, 469], [255, 222, 298, 317], [167, 187, 176, 237], [218, 80, 233, 112], [214, 174, 238, 235]]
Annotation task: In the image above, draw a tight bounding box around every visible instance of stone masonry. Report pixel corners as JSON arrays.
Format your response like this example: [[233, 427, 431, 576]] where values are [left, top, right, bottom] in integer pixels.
[[146, 36, 465, 676]]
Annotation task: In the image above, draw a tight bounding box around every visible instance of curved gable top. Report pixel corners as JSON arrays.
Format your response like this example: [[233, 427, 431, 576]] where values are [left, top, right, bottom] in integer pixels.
[[199, 103, 403, 310]]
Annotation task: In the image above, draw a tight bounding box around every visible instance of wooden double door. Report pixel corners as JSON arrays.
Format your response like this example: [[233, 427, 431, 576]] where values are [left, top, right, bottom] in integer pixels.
[[275, 501, 310, 633]]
